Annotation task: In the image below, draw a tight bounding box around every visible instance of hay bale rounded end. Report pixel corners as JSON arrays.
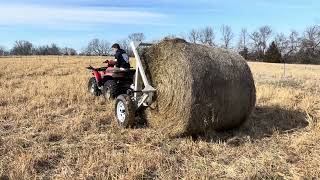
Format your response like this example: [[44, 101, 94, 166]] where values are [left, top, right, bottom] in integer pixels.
[[142, 38, 256, 136]]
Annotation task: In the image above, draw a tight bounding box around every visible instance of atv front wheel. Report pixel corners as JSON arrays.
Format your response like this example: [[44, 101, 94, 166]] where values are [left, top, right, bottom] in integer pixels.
[[103, 80, 119, 101], [115, 94, 135, 128], [88, 77, 101, 96]]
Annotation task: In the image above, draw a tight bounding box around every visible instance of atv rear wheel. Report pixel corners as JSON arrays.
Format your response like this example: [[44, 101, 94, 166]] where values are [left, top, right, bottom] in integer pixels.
[[88, 77, 101, 96], [115, 94, 135, 128], [103, 80, 119, 101]]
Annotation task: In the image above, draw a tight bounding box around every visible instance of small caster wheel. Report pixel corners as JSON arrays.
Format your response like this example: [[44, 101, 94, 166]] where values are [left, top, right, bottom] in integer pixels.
[[115, 94, 135, 128]]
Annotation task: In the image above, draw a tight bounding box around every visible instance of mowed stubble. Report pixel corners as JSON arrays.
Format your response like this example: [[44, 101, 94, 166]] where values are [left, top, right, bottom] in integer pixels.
[[0, 56, 319, 179]]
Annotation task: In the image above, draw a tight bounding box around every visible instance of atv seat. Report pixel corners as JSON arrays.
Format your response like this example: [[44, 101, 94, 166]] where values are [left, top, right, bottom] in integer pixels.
[[106, 68, 135, 73], [115, 69, 136, 76], [105, 68, 136, 78], [96, 67, 107, 71]]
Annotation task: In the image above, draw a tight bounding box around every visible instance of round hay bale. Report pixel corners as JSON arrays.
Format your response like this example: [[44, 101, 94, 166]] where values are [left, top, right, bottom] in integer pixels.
[[142, 39, 256, 136]]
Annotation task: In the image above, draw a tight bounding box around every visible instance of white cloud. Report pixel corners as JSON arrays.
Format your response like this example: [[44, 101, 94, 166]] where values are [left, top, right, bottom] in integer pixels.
[[0, 4, 168, 26]]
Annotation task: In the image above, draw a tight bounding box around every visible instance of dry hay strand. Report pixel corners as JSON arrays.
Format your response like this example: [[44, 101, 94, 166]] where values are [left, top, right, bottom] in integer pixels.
[[141, 38, 256, 136]]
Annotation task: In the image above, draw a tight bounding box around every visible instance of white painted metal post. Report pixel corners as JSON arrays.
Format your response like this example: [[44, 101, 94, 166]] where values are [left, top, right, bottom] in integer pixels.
[[134, 65, 139, 99], [130, 41, 156, 93]]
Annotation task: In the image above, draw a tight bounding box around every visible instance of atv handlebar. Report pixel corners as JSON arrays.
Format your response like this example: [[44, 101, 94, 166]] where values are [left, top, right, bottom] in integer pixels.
[[86, 66, 95, 70], [86, 66, 107, 72], [86, 60, 116, 72], [103, 60, 117, 67]]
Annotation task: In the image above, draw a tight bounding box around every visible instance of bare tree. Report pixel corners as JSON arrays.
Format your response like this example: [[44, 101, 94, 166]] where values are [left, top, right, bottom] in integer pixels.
[[11, 40, 33, 55], [238, 28, 248, 50], [221, 25, 234, 49], [89, 39, 100, 55], [249, 31, 265, 60], [33, 44, 62, 55], [287, 30, 300, 55], [48, 44, 61, 55], [249, 26, 273, 55], [274, 33, 289, 55], [249, 31, 262, 52], [188, 29, 201, 43], [61, 47, 77, 56], [0, 46, 6, 56], [84, 39, 111, 56], [301, 25, 320, 52], [259, 26, 273, 53], [199, 26, 215, 46], [117, 38, 131, 56], [297, 25, 320, 64], [128, 33, 145, 42]]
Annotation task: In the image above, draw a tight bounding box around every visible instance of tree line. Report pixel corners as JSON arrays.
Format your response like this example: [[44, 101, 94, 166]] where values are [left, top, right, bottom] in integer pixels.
[[1, 25, 319, 64], [182, 24, 320, 64], [0, 41, 77, 56], [81, 33, 145, 56], [0, 32, 146, 57]]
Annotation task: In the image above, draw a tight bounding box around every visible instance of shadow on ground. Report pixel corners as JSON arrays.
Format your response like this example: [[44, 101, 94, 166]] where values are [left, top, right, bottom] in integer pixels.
[[192, 105, 309, 145]]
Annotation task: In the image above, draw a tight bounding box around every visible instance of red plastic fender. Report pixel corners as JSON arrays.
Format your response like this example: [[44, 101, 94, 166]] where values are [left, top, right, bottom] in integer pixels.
[[93, 70, 102, 84]]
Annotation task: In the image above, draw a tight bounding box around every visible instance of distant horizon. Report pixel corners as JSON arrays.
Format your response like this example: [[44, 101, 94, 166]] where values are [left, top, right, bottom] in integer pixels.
[[1, 0, 319, 51]]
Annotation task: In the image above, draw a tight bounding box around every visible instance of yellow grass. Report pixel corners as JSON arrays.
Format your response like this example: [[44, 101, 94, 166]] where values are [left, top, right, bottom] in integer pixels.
[[0, 56, 319, 179]]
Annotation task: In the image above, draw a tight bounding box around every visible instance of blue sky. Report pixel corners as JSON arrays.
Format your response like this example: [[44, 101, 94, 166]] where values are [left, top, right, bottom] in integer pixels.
[[0, 0, 319, 51]]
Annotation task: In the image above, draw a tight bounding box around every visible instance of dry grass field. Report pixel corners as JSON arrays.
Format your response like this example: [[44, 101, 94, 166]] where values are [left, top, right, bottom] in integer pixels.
[[0, 56, 319, 179]]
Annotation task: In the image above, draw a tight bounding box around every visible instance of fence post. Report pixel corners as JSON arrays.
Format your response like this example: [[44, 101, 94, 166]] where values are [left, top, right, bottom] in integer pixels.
[[283, 60, 286, 78]]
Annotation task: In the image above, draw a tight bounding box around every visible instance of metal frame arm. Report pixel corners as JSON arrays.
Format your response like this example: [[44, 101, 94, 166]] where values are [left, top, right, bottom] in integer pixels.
[[130, 41, 156, 106], [131, 41, 156, 92]]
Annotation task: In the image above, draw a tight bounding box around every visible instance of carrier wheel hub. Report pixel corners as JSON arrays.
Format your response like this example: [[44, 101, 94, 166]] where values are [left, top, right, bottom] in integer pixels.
[[117, 101, 126, 123]]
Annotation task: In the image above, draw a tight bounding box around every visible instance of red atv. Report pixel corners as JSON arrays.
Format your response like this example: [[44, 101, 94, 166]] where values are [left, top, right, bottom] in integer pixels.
[[85, 41, 156, 128], [86, 60, 136, 101]]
